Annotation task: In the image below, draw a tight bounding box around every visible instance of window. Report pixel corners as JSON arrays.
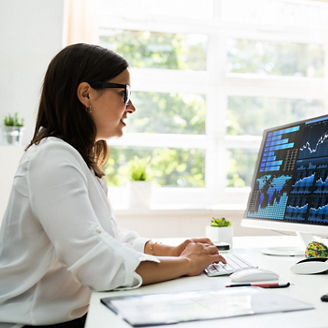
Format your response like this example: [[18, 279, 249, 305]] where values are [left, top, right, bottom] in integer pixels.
[[96, 0, 328, 208], [227, 39, 324, 77], [100, 30, 208, 71]]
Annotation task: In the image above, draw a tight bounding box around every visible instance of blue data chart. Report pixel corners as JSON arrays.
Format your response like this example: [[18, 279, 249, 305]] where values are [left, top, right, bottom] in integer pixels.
[[299, 119, 328, 160], [285, 204, 308, 221], [290, 174, 315, 194], [247, 174, 292, 219], [295, 159, 328, 171], [293, 158, 328, 195], [284, 195, 308, 221], [260, 126, 299, 173], [297, 162, 317, 171], [309, 199, 328, 223], [248, 193, 288, 219], [286, 157, 328, 223], [314, 176, 328, 194]]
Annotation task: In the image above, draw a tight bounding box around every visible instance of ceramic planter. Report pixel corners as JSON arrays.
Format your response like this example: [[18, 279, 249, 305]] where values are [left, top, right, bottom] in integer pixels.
[[128, 181, 153, 208], [205, 225, 233, 247], [3, 126, 24, 145]]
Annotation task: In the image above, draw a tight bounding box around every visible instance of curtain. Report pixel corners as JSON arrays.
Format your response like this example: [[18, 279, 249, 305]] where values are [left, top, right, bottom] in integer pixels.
[[66, 0, 97, 45]]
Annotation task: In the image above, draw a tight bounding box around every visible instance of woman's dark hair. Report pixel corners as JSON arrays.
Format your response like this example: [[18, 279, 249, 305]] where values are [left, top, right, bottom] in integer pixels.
[[27, 43, 128, 177]]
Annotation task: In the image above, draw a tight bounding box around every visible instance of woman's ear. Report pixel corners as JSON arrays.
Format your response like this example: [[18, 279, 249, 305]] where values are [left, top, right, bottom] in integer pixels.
[[77, 82, 91, 107]]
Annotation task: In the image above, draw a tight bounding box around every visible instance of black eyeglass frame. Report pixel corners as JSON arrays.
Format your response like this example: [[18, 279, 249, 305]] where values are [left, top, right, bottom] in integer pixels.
[[88, 81, 131, 105]]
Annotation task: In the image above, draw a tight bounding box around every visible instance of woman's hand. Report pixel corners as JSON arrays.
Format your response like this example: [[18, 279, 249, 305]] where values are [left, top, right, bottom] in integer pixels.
[[180, 241, 226, 276], [137, 240, 226, 285], [170, 238, 215, 256], [144, 238, 215, 257]]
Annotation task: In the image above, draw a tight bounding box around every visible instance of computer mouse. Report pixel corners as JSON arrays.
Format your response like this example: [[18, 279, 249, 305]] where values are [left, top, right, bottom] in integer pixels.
[[230, 268, 279, 282], [290, 257, 328, 275]]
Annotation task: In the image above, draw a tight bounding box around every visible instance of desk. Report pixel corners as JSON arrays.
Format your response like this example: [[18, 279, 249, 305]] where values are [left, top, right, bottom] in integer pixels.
[[85, 236, 328, 328]]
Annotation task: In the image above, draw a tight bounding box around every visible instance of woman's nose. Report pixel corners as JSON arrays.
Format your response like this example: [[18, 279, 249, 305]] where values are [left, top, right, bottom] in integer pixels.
[[126, 100, 136, 112]]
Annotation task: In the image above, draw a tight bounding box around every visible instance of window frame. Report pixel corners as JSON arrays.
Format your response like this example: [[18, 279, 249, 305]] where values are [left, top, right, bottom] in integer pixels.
[[96, 0, 328, 209]]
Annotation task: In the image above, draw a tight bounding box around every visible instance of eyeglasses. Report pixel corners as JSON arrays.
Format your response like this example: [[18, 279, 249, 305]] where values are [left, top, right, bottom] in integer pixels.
[[88, 81, 131, 106]]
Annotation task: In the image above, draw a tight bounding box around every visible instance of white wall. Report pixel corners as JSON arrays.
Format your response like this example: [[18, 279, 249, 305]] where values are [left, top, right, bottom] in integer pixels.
[[0, 0, 66, 145], [0, 0, 66, 220], [0, 146, 24, 220], [115, 208, 284, 239]]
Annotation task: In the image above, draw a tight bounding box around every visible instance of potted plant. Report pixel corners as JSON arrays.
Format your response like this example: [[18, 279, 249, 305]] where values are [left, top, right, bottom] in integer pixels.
[[128, 156, 153, 208], [206, 217, 233, 248], [3, 112, 24, 145]]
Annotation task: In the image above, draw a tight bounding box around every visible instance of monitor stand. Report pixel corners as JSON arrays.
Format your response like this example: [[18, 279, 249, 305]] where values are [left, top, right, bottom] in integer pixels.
[[261, 232, 324, 257], [262, 246, 304, 257]]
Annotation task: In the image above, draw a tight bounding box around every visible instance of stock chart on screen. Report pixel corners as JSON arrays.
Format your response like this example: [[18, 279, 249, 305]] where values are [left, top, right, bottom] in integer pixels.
[[247, 115, 328, 225]]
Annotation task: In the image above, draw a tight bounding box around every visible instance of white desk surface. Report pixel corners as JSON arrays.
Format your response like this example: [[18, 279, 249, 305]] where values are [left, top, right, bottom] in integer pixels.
[[85, 236, 328, 328]]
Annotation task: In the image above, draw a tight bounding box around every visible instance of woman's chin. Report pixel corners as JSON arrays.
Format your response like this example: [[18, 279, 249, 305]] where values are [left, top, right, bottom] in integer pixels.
[[97, 129, 124, 140], [111, 131, 124, 139], [116, 129, 124, 137]]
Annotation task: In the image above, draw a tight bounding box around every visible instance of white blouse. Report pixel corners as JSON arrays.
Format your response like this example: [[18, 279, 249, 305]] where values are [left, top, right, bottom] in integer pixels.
[[0, 137, 158, 328]]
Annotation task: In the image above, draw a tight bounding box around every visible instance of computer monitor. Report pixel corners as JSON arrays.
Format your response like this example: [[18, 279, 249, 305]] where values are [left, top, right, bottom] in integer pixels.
[[242, 114, 328, 256]]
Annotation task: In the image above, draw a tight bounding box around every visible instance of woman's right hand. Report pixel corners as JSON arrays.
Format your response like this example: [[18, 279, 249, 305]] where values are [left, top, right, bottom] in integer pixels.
[[180, 241, 226, 276]]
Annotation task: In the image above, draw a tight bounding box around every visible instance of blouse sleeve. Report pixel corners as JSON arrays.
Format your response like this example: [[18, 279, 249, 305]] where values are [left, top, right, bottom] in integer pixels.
[[27, 143, 158, 291], [97, 176, 150, 253], [115, 224, 150, 253]]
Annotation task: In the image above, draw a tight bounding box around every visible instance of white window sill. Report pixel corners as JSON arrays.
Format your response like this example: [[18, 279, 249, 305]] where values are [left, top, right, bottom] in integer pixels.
[[113, 204, 246, 216]]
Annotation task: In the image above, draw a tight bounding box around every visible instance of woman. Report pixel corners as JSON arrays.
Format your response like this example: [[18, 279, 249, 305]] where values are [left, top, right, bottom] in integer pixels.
[[0, 43, 225, 328]]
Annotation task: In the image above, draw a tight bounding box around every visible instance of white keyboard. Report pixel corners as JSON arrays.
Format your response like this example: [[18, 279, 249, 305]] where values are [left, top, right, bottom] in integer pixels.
[[204, 253, 257, 277]]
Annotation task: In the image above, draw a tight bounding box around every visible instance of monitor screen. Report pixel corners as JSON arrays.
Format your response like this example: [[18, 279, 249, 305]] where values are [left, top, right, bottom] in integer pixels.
[[243, 114, 328, 240]]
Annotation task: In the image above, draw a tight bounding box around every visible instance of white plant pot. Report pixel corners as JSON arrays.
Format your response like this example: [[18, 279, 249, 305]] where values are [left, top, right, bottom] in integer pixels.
[[206, 225, 233, 248], [3, 126, 24, 145], [128, 181, 153, 209]]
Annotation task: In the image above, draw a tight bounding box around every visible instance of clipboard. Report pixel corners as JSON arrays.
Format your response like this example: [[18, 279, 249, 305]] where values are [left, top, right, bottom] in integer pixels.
[[101, 287, 313, 327]]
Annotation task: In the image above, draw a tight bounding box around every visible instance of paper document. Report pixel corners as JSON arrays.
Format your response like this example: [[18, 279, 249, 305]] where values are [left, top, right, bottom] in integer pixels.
[[101, 287, 313, 327]]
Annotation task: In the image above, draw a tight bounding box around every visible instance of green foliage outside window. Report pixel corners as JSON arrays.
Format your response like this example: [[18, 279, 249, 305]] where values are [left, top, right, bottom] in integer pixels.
[[227, 149, 258, 187], [99, 30, 207, 70], [228, 39, 324, 77], [104, 147, 205, 188], [127, 92, 205, 134], [227, 97, 324, 136]]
